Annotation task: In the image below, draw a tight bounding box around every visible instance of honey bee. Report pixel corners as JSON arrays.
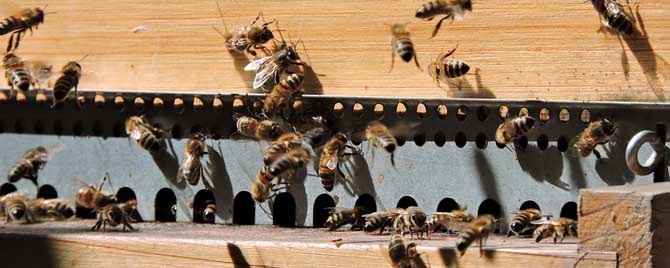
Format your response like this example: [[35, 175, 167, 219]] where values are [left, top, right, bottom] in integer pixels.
[[0, 192, 33, 223], [212, 2, 276, 58], [263, 132, 304, 166], [251, 165, 286, 203], [0, 7, 47, 52], [366, 121, 409, 167], [51, 56, 86, 108], [324, 206, 369, 231], [426, 207, 473, 234], [495, 115, 536, 147], [177, 133, 208, 185], [268, 147, 312, 178], [428, 45, 471, 89], [388, 230, 419, 268], [233, 113, 284, 141], [532, 217, 578, 243], [91, 201, 136, 231], [603, 0, 636, 36], [27, 60, 52, 89], [75, 175, 117, 211], [0, 192, 26, 217], [263, 73, 304, 116], [456, 214, 496, 256], [363, 209, 402, 234], [506, 208, 542, 237], [3, 53, 32, 98], [125, 116, 164, 152], [28, 198, 74, 221], [393, 206, 428, 239], [571, 119, 616, 159], [388, 23, 421, 72], [203, 202, 216, 223], [318, 133, 362, 192], [415, 0, 472, 37], [244, 38, 304, 91], [7, 144, 63, 186]]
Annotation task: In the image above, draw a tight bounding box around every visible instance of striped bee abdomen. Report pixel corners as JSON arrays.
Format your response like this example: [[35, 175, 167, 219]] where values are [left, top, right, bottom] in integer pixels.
[[456, 229, 475, 251], [379, 135, 397, 153], [395, 39, 415, 62], [445, 60, 470, 78], [0, 17, 19, 35], [53, 74, 79, 101], [7, 67, 31, 91], [605, 3, 635, 35], [415, 0, 448, 19], [139, 131, 160, 151], [513, 116, 535, 134]]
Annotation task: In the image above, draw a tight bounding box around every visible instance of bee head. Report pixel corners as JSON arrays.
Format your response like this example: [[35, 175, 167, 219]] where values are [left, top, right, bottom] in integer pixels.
[[601, 119, 616, 135], [524, 116, 536, 128], [35, 8, 46, 22], [415, 6, 430, 19], [62, 207, 74, 219], [10, 207, 25, 220], [510, 222, 524, 233], [251, 181, 269, 203], [462, 0, 473, 12], [286, 46, 300, 61], [62, 61, 82, 75], [412, 213, 427, 227], [334, 133, 349, 144], [107, 206, 124, 224]]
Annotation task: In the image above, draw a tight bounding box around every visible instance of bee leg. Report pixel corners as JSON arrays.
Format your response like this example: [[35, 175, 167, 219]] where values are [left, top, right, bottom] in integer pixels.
[[6, 32, 15, 53], [412, 49, 422, 72], [13, 31, 23, 52], [431, 15, 452, 38], [388, 37, 396, 73], [390, 152, 396, 168], [593, 148, 603, 160], [247, 47, 258, 58]]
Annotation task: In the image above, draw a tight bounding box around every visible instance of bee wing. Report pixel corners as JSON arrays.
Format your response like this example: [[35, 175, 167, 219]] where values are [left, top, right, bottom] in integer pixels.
[[566, 134, 583, 158], [390, 121, 421, 137], [326, 149, 340, 170], [43, 144, 64, 161], [252, 64, 278, 90], [531, 219, 557, 225], [129, 127, 144, 141], [244, 56, 271, 71]]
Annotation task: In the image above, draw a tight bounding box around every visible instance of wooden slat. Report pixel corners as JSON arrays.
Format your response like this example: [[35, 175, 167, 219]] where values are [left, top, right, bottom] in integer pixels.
[[0, 0, 668, 100], [0, 221, 616, 268]]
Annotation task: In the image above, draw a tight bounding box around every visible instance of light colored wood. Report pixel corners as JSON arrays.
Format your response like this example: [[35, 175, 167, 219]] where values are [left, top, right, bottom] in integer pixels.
[[0, 0, 669, 100], [0, 221, 616, 268], [579, 182, 670, 268]]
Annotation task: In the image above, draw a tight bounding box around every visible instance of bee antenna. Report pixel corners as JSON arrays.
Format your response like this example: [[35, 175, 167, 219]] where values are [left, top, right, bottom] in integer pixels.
[[214, 0, 228, 32], [77, 54, 89, 63], [42, 4, 49, 10]]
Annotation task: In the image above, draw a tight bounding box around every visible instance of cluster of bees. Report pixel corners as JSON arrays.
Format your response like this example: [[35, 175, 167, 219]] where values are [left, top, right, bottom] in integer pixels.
[[324, 205, 577, 262]]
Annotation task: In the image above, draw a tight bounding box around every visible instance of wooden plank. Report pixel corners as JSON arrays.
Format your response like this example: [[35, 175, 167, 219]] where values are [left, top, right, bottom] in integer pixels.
[[0, 0, 669, 100], [0, 221, 616, 268], [579, 182, 670, 268]]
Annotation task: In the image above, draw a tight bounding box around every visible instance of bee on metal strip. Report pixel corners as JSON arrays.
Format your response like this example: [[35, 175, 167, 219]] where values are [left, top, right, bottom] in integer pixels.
[[177, 133, 208, 185], [51, 55, 88, 108], [318, 133, 362, 192], [569, 119, 616, 159], [125, 116, 164, 152], [3, 53, 32, 98]]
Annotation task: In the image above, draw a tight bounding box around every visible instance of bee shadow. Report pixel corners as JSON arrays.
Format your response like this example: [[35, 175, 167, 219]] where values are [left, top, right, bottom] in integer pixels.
[[150, 139, 194, 221], [228, 50, 256, 92], [446, 75, 495, 99], [437, 247, 460, 268], [302, 64, 324, 95], [594, 125, 635, 185], [515, 145, 569, 191], [340, 154, 383, 205], [566, 156, 587, 191], [288, 167, 308, 226], [473, 150, 502, 206], [0, 235, 56, 268], [204, 143, 234, 222], [226, 243, 251, 268]]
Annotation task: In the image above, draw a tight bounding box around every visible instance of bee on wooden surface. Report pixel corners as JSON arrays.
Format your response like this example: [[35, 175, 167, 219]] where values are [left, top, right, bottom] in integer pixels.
[[318, 133, 362, 192], [0, 7, 47, 52], [428, 45, 471, 89], [177, 133, 208, 185], [506, 208, 542, 237], [366, 121, 416, 167], [393, 206, 428, 239], [570, 119, 616, 159], [251, 165, 286, 203], [415, 0, 472, 37], [263, 73, 304, 116], [212, 1, 276, 58], [233, 113, 284, 141], [51, 56, 86, 108], [495, 115, 535, 147], [532, 217, 578, 243], [0, 192, 33, 223], [125, 116, 164, 152], [388, 23, 421, 72], [263, 132, 304, 166], [203, 202, 216, 223], [75, 175, 117, 211], [426, 207, 473, 234], [244, 38, 304, 91], [456, 214, 496, 257], [363, 210, 401, 234], [28, 198, 74, 221], [388, 230, 419, 268], [3, 53, 32, 98], [7, 144, 63, 187], [603, 0, 636, 36], [324, 206, 369, 231], [27, 60, 52, 89], [268, 147, 312, 178], [91, 202, 136, 231], [0, 192, 26, 218]]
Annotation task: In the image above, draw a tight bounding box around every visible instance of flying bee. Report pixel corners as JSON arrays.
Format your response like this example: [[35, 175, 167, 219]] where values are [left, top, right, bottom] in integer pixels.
[[125, 116, 164, 152], [51, 56, 87, 108], [91, 202, 136, 231], [570, 119, 616, 159], [3, 53, 32, 98], [363, 209, 402, 234], [318, 133, 362, 192], [244, 38, 304, 91], [506, 208, 542, 237], [415, 0, 472, 37], [27, 60, 52, 89], [75, 175, 117, 211], [263, 132, 304, 166], [495, 115, 535, 148], [177, 133, 208, 185], [8, 144, 63, 187], [366, 121, 416, 167], [456, 214, 496, 257], [0, 192, 33, 223], [28, 198, 74, 221], [263, 73, 304, 116], [202, 202, 216, 223], [0, 7, 47, 52], [212, 1, 276, 58], [426, 207, 473, 234], [268, 147, 312, 178], [532, 217, 578, 243], [388, 230, 419, 268], [603, 0, 636, 36], [233, 113, 284, 141], [251, 165, 286, 203], [393, 206, 429, 239], [428, 45, 471, 89], [388, 23, 421, 72], [324, 206, 369, 231]]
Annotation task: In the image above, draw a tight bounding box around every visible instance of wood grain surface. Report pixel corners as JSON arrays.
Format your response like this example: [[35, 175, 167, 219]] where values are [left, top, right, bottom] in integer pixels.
[[0, 221, 617, 268], [0, 0, 668, 101]]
